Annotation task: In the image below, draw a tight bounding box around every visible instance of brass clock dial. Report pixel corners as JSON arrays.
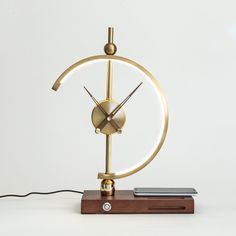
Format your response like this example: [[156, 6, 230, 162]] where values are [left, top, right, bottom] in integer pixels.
[[91, 100, 126, 135]]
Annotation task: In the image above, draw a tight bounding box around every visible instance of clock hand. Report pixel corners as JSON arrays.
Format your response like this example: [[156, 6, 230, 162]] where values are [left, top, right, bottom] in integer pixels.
[[97, 82, 143, 131], [84, 86, 107, 115], [111, 82, 143, 116], [84, 86, 121, 133]]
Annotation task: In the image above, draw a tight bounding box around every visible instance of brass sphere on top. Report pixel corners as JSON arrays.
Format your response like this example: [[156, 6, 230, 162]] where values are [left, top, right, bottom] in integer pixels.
[[104, 43, 117, 55]]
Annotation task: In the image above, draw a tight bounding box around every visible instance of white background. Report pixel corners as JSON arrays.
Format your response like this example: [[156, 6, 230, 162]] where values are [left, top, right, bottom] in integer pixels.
[[0, 0, 236, 235]]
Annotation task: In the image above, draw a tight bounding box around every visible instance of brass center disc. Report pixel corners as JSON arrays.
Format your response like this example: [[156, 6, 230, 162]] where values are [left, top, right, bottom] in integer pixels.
[[91, 100, 126, 135]]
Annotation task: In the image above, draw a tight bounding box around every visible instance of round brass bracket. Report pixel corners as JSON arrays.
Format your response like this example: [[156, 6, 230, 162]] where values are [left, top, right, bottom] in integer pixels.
[[52, 55, 168, 180]]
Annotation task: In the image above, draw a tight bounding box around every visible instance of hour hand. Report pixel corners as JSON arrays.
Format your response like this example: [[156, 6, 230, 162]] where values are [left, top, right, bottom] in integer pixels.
[[84, 86, 121, 133]]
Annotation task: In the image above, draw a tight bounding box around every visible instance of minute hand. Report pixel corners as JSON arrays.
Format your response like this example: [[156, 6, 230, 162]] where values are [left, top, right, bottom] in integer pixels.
[[84, 86, 108, 115], [97, 82, 143, 131]]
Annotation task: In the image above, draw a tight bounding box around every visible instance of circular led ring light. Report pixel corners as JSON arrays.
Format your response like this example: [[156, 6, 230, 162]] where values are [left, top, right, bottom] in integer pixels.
[[52, 55, 168, 179]]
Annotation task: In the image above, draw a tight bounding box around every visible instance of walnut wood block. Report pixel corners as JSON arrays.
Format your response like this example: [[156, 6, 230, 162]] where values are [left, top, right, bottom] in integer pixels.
[[81, 190, 194, 214]]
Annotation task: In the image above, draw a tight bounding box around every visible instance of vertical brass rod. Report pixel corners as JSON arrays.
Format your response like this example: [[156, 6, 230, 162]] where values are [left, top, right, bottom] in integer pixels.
[[101, 27, 116, 195], [105, 26, 114, 173], [105, 59, 113, 173], [105, 135, 112, 173], [106, 60, 113, 100], [108, 27, 114, 44]]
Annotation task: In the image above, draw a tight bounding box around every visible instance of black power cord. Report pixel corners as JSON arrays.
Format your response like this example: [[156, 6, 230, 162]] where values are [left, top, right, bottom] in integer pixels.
[[0, 190, 83, 198]]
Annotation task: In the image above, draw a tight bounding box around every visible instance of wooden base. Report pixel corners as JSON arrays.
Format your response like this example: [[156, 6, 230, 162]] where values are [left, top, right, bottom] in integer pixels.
[[81, 190, 194, 214]]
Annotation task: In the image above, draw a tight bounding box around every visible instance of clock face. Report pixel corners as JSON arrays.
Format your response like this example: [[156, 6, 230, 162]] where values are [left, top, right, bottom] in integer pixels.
[[91, 100, 126, 135], [52, 57, 168, 180]]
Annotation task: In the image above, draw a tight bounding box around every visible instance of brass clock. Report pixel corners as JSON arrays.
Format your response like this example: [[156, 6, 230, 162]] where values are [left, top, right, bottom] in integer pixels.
[[52, 27, 168, 197]]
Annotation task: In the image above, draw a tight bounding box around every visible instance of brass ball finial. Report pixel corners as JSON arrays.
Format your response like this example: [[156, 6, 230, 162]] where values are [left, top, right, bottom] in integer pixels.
[[104, 27, 117, 55], [104, 43, 117, 55]]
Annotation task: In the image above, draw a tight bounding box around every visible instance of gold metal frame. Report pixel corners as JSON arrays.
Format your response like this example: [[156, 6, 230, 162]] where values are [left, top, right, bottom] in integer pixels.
[[52, 55, 168, 180]]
